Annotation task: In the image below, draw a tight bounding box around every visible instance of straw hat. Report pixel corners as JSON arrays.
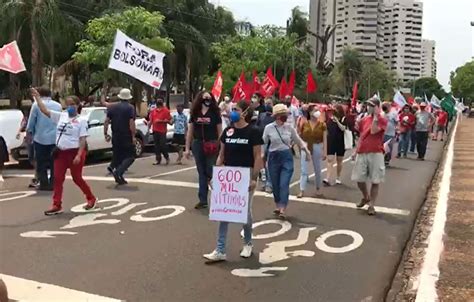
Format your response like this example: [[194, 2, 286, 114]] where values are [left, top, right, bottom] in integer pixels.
[[118, 88, 133, 100], [272, 103, 289, 116]]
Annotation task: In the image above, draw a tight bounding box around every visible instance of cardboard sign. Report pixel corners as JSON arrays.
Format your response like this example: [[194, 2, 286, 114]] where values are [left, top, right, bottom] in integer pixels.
[[108, 30, 165, 88], [210, 166, 250, 224]]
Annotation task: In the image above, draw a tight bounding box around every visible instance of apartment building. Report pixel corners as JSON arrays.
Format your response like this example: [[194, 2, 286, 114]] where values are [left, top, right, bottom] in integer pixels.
[[421, 39, 437, 78]]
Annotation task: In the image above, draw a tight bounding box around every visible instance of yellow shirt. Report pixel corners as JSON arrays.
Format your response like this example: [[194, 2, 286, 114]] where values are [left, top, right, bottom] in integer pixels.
[[300, 121, 327, 153]]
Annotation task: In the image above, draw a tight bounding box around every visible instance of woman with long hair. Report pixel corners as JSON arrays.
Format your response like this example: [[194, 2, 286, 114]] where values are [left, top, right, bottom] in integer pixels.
[[297, 105, 327, 198], [324, 104, 347, 186], [203, 101, 263, 262], [30, 88, 97, 216], [184, 91, 222, 209], [263, 104, 310, 219]]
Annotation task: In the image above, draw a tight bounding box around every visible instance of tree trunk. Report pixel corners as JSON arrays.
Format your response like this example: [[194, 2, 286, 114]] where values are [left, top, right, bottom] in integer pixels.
[[184, 44, 193, 108], [72, 70, 81, 97], [31, 0, 43, 87], [132, 79, 143, 116]]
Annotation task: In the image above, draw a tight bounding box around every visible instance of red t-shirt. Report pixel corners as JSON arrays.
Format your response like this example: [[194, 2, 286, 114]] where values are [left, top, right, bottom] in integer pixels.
[[437, 111, 448, 126], [356, 115, 388, 154], [149, 107, 171, 134], [398, 112, 416, 133]]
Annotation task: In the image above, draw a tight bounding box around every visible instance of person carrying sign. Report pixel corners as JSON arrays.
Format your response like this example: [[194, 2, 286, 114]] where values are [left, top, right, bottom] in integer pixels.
[[203, 101, 263, 262]]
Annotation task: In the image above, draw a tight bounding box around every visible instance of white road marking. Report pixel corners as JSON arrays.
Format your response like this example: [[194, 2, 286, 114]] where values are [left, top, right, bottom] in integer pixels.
[[83, 154, 153, 169], [130, 205, 185, 222], [0, 191, 36, 202], [415, 116, 459, 302], [240, 219, 292, 239], [231, 267, 288, 277], [315, 229, 364, 254], [0, 273, 121, 301], [20, 231, 77, 238], [147, 165, 196, 178], [4, 174, 410, 216], [289, 157, 352, 188]]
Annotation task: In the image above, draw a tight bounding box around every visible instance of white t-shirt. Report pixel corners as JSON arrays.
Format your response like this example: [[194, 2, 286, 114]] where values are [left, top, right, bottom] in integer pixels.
[[50, 111, 88, 150], [286, 105, 300, 128]]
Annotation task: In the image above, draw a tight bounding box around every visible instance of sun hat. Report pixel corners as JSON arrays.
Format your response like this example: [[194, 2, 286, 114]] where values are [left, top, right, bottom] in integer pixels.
[[118, 88, 133, 100], [366, 98, 380, 107], [272, 103, 289, 116], [420, 102, 427, 107]]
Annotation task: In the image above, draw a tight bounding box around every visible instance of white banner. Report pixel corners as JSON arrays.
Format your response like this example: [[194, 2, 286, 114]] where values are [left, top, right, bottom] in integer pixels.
[[108, 30, 165, 88], [209, 166, 250, 224]]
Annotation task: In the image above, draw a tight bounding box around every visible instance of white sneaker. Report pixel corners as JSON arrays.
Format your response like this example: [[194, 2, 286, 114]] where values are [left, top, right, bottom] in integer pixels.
[[240, 244, 253, 258], [335, 179, 342, 185], [203, 250, 226, 262]]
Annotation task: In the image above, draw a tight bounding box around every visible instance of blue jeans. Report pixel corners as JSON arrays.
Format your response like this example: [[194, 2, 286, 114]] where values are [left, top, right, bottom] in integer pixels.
[[268, 149, 294, 208], [300, 144, 323, 191], [409, 129, 417, 152], [216, 190, 254, 253], [192, 140, 217, 205], [398, 132, 410, 156], [34, 142, 55, 189]]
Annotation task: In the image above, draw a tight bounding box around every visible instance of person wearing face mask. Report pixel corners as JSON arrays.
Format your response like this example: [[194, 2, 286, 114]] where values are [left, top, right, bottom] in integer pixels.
[[257, 98, 275, 193], [324, 104, 347, 186], [26, 86, 62, 191], [409, 105, 419, 153], [184, 92, 222, 209], [283, 95, 300, 129], [148, 98, 172, 165], [170, 104, 188, 164], [203, 101, 263, 262], [297, 105, 327, 198], [219, 95, 232, 128], [352, 99, 388, 216], [30, 88, 97, 216], [381, 103, 398, 166], [397, 104, 416, 158], [263, 104, 310, 219], [415, 102, 435, 161]]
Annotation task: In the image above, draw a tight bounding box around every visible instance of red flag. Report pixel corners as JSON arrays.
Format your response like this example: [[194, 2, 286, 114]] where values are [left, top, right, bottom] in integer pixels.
[[306, 71, 317, 93], [351, 81, 358, 108], [407, 96, 415, 105], [252, 70, 260, 94], [0, 41, 26, 74], [279, 77, 288, 100], [211, 70, 223, 101], [287, 70, 296, 96], [232, 72, 247, 102], [259, 68, 279, 97]]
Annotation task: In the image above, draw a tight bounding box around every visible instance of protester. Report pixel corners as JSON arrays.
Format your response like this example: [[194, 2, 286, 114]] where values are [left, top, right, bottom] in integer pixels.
[[352, 99, 388, 216], [409, 104, 419, 153], [297, 105, 327, 198], [16, 110, 38, 188], [415, 102, 435, 161], [203, 100, 263, 262], [324, 104, 347, 185], [219, 95, 232, 129], [397, 104, 416, 158], [27, 86, 62, 191], [184, 91, 222, 209], [170, 104, 188, 164], [263, 104, 310, 219], [104, 88, 137, 185], [382, 102, 398, 166], [30, 88, 97, 215], [148, 98, 171, 165], [283, 95, 300, 129], [257, 98, 275, 193], [82, 95, 96, 108], [433, 109, 448, 141]]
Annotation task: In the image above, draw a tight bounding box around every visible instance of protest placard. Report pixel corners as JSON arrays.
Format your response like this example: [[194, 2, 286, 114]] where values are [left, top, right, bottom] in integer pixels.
[[209, 166, 250, 224], [108, 30, 165, 89]]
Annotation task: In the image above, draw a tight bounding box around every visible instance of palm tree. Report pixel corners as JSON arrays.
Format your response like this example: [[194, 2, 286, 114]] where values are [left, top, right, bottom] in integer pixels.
[[286, 6, 309, 42], [335, 47, 362, 95]]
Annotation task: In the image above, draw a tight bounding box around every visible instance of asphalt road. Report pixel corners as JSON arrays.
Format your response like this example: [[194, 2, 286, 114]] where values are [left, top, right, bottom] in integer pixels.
[[0, 140, 445, 302]]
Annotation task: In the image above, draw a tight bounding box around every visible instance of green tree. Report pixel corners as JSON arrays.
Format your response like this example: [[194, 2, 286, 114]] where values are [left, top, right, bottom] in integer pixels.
[[450, 61, 474, 101], [412, 77, 446, 99], [286, 7, 308, 42], [333, 48, 362, 95], [359, 60, 397, 100]]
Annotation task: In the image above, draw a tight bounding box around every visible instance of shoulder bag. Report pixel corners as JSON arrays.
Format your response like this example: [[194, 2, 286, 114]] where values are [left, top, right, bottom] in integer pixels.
[[201, 116, 219, 156]]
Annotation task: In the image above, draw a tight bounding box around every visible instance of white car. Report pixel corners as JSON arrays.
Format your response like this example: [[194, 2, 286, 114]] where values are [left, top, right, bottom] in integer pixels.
[[11, 107, 150, 163], [0, 109, 24, 159]]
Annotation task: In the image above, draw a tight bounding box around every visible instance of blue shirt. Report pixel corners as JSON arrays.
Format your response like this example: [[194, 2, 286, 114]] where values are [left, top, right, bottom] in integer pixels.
[[172, 112, 188, 135], [27, 98, 63, 145]]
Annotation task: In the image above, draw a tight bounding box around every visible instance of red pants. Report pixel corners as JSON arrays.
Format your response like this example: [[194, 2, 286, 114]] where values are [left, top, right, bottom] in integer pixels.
[[52, 149, 95, 207]]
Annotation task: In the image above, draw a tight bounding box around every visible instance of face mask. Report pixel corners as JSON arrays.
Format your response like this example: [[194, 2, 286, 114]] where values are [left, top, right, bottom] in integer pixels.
[[157, 101, 164, 107], [224, 97, 231, 103], [367, 106, 375, 115], [312, 111, 321, 119], [404, 108, 409, 113], [229, 111, 241, 123], [203, 99, 211, 107], [67, 105, 77, 117], [420, 107, 426, 111], [279, 115, 288, 123]]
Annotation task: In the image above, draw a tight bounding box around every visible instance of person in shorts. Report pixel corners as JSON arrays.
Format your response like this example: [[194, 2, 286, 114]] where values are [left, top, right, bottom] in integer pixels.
[[170, 104, 188, 164], [352, 99, 388, 216], [433, 109, 448, 141]]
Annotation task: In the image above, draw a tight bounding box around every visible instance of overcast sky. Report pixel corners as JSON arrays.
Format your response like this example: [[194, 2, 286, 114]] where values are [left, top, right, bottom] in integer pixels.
[[213, 0, 474, 91]]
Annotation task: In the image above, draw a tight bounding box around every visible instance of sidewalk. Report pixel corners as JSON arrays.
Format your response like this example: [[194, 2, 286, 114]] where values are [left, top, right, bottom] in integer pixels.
[[437, 116, 474, 301]]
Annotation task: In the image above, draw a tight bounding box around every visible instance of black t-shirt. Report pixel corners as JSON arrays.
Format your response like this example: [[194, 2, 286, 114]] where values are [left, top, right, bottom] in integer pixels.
[[220, 125, 263, 168], [106, 101, 136, 142], [190, 109, 221, 141], [327, 117, 346, 144]]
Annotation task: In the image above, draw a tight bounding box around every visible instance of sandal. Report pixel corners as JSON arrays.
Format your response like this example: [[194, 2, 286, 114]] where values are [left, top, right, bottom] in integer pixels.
[[357, 198, 370, 208]]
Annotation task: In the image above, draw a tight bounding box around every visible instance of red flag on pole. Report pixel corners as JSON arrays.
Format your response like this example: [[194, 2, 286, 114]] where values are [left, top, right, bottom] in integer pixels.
[[232, 72, 247, 102], [252, 70, 260, 94], [287, 70, 296, 96], [351, 81, 359, 108], [0, 41, 26, 74], [211, 70, 223, 101], [306, 70, 317, 93], [279, 77, 288, 100], [259, 68, 279, 97]]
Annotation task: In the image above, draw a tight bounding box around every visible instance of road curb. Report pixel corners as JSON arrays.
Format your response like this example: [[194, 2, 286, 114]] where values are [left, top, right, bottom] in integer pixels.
[[385, 118, 457, 302]]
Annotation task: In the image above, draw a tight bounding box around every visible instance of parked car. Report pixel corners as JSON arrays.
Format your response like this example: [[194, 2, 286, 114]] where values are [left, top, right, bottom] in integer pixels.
[[11, 107, 149, 164], [0, 109, 24, 160]]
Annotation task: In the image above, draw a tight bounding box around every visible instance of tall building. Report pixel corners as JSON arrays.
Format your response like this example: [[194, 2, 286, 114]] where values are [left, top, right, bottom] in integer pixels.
[[309, 0, 425, 83], [421, 39, 437, 78]]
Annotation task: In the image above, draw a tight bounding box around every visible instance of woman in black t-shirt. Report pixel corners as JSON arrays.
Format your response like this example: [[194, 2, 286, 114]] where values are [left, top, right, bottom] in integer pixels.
[[184, 91, 222, 209], [203, 101, 263, 262], [325, 104, 347, 186]]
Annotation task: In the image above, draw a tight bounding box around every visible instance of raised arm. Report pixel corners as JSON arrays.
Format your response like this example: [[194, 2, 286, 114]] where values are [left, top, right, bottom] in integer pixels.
[[30, 88, 51, 118]]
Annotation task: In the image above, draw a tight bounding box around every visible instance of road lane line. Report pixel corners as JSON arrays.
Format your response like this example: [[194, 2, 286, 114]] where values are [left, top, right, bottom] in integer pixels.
[[4, 174, 410, 216], [289, 157, 352, 188], [147, 165, 197, 178], [1, 273, 121, 301], [415, 116, 459, 301], [83, 155, 153, 169]]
